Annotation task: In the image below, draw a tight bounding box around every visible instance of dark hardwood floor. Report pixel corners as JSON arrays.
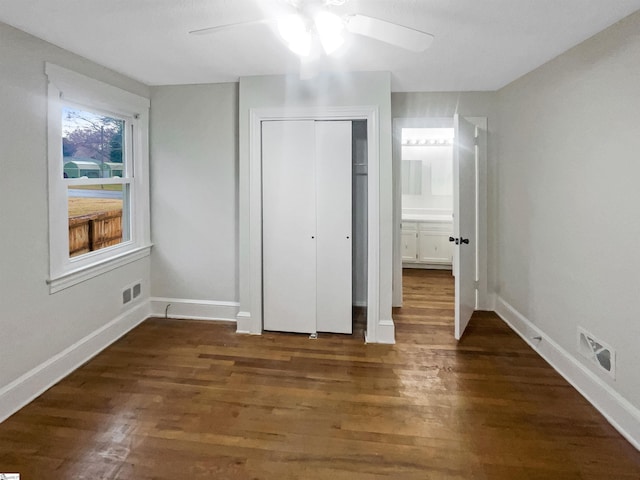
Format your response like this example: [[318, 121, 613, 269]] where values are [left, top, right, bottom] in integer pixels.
[[1, 269, 639, 479]]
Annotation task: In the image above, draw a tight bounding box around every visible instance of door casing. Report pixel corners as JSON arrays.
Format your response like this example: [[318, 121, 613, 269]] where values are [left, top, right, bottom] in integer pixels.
[[238, 105, 393, 344], [392, 116, 489, 315]]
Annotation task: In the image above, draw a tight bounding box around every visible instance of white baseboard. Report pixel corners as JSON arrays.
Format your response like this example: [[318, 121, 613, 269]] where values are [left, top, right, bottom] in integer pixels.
[[236, 311, 261, 334], [150, 297, 239, 322], [0, 301, 150, 424], [402, 263, 452, 270], [366, 318, 396, 344], [377, 319, 396, 344], [495, 296, 640, 451]]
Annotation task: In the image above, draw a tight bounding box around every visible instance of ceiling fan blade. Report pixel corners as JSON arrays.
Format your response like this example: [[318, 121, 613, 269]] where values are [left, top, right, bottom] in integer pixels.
[[345, 14, 433, 52], [189, 19, 270, 36]]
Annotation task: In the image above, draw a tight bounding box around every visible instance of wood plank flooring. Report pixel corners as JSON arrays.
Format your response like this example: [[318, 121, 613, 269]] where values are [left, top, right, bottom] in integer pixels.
[[1, 269, 639, 479]]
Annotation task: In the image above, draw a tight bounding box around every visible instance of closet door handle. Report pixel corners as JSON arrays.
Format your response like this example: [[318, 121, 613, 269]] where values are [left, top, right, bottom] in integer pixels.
[[460, 237, 469, 245], [449, 236, 459, 245]]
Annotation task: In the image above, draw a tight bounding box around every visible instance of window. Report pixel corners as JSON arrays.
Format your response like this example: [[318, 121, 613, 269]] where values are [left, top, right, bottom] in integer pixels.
[[63, 107, 130, 257], [46, 64, 151, 293]]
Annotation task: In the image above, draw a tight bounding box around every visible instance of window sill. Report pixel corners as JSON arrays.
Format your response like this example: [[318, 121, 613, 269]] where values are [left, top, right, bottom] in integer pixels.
[[47, 244, 152, 294]]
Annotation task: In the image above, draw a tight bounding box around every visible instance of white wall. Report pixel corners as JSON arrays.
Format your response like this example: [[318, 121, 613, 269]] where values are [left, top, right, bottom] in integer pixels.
[[149, 84, 239, 315], [0, 22, 151, 420], [237, 72, 393, 340], [496, 10, 640, 414]]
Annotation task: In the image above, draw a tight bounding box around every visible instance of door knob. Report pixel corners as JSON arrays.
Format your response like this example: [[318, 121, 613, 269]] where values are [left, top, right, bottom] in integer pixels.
[[449, 236, 459, 245], [460, 237, 469, 245]]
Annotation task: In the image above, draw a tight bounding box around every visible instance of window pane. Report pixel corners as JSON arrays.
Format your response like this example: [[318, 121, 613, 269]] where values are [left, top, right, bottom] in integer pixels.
[[68, 184, 130, 257], [62, 107, 125, 179]]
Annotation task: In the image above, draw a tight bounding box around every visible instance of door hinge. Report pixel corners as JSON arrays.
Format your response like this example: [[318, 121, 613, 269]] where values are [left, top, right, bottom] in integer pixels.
[[474, 136, 479, 146], [474, 280, 480, 289]]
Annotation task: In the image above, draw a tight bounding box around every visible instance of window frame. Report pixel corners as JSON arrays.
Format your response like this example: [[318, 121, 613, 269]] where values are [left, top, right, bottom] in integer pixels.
[[46, 63, 151, 293]]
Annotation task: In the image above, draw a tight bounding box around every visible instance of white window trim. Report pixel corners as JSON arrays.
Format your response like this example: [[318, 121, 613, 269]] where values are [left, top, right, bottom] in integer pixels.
[[45, 63, 151, 293]]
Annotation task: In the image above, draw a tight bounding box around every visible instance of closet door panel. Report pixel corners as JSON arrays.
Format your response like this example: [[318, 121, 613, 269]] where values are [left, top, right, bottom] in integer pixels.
[[262, 120, 317, 333], [315, 121, 353, 334]]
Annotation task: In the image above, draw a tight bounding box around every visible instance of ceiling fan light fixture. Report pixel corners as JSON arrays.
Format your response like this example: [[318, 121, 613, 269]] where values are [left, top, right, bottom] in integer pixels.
[[278, 14, 312, 56], [315, 11, 345, 55], [288, 33, 312, 56]]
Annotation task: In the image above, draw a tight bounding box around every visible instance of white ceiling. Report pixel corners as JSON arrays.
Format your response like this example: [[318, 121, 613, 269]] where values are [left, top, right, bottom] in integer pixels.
[[1, 0, 639, 91]]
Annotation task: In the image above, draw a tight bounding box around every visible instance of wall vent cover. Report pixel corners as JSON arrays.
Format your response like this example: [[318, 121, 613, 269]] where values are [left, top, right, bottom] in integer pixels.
[[577, 327, 615, 378]]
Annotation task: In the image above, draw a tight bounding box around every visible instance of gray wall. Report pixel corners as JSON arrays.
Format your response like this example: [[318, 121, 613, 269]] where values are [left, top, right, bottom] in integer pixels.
[[150, 83, 239, 302], [496, 12, 640, 407], [149, 76, 384, 322], [0, 23, 150, 392], [148, 84, 494, 324]]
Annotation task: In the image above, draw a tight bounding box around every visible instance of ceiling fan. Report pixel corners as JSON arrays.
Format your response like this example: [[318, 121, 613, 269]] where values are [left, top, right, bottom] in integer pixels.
[[189, 0, 434, 57]]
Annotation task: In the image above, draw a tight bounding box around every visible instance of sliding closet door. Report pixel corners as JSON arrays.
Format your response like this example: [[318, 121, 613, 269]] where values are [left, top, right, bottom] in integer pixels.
[[315, 121, 352, 333], [262, 120, 317, 333]]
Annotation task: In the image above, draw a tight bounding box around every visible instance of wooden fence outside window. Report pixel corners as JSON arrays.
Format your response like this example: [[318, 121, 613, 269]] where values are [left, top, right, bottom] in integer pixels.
[[68, 210, 123, 257]]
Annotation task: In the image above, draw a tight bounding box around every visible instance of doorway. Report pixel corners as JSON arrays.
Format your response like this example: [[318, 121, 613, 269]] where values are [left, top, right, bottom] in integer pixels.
[[261, 119, 368, 336], [392, 116, 488, 339], [399, 126, 455, 270]]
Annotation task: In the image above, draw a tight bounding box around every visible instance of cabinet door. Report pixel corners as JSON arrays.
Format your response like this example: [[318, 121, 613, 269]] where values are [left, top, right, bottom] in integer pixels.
[[418, 232, 452, 264], [262, 120, 317, 334], [401, 231, 418, 262]]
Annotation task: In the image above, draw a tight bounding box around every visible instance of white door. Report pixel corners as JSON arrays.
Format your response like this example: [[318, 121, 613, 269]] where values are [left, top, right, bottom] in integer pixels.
[[262, 120, 353, 334], [315, 121, 352, 333], [262, 120, 317, 333], [453, 115, 477, 340]]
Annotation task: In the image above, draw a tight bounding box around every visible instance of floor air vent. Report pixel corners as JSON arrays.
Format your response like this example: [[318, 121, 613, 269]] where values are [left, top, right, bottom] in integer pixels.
[[578, 327, 615, 378]]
